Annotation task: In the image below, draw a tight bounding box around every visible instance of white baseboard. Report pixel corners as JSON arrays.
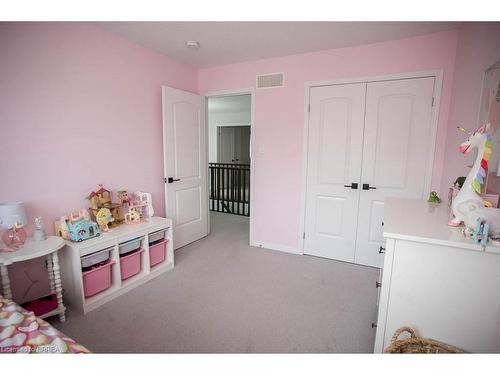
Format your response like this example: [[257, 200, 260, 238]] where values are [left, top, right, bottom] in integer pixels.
[[250, 241, 302, 255]]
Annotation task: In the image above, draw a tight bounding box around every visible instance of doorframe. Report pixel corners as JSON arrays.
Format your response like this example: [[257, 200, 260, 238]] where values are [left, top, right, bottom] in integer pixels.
[[203, 87, 256, 246], [298, 69, 444, 254]]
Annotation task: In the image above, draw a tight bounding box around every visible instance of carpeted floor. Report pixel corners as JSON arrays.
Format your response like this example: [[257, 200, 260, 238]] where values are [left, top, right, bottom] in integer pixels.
[[52, 212, 379, 353]]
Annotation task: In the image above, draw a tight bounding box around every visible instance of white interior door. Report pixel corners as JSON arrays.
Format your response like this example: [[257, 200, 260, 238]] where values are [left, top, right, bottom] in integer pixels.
[[303, 83, 366, 262], [355, 77, 435, 267], [162, 86, 208, 249], [234, 126, 251, 164], [217, 126, 235, 163]]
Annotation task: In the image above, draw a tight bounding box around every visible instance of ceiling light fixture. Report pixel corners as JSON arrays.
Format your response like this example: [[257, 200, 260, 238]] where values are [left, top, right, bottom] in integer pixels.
[[186, 40, 200, 50]]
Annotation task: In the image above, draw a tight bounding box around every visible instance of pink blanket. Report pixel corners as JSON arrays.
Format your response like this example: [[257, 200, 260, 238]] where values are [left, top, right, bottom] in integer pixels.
[[0, 296, 89, 354]]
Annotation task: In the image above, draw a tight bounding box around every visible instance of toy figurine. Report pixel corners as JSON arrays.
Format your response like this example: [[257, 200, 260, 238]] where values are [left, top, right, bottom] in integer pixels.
[[117, 191, 130, 205], [473, 218, 490, 246], [448, 123, 500, 237], [428, 191, 441, 204], [96, 207, 114, 232], [33, 217, 46, 241]]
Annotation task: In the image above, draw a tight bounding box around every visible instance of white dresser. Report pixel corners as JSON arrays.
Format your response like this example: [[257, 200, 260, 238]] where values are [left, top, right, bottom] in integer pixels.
[[374, 198, 500, 353]]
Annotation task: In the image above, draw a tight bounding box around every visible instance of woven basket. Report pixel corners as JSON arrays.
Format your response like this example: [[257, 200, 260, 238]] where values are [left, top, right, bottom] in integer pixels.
[[384, 326, 465, 354]]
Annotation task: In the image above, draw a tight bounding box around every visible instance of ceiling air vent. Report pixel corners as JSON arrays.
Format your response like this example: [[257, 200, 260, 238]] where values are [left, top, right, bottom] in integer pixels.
[[256, 72, 285, 89]]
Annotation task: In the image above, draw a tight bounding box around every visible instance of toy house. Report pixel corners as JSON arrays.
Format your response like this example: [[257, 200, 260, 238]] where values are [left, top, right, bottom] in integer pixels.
[[87, 184, 124, 226]]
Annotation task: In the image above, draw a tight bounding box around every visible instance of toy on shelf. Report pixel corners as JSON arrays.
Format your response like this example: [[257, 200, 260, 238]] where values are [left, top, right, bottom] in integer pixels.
[[449, 123, 500, 239], [427, 191, 441, 204], [124, 207, 141, 224], [127, 192, 153, 223], [117, 191, 130, 205], [95, 207, 114, 232], [54, 216, 70, 240], [54, 210, 100, 242], [87, 185, 124, 227]]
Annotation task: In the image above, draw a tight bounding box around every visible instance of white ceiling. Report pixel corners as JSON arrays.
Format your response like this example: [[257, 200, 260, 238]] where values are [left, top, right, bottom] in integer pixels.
[[208, 94, 251, 113], [99, 22, 461, 68]]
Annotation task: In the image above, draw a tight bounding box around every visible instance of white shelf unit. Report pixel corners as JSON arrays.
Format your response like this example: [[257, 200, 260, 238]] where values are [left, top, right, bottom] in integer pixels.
[[59, 217, 173, 314]]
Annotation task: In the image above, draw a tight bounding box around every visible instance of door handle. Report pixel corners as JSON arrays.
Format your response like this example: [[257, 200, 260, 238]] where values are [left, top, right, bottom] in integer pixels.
[[379, 246, 386, 254], [167, 177, 181, 183], [362, 183, 377, 190], [343, 183, 358, 189]]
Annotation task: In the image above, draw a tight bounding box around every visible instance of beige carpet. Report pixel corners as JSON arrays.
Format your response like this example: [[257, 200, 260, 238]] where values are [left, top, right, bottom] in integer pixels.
[[52, 212, 379, 353]]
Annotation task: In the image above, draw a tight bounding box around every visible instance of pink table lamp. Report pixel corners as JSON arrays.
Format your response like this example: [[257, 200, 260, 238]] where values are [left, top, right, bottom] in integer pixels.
[[0, 202, 28, 250]]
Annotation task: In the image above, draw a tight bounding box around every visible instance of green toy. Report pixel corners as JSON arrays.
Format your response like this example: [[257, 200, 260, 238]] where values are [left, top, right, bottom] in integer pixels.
[[428, 191, 441, 204]]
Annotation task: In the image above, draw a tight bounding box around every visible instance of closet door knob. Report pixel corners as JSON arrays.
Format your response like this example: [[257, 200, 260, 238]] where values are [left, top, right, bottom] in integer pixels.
[[371, 323, 377, 328], [362, 184, 377, 190], [379, 246, 386, 254], [375, 281, 382, 288], [343, 183, 358, 189], [167, 177, 181, 183]]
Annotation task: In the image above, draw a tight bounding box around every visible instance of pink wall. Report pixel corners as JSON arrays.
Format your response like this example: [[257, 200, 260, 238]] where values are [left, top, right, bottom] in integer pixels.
[[0, 23, 197, 233], [441, 23, 500, 196], [0, 22, 197, 301], [199, 31, 459, 251]]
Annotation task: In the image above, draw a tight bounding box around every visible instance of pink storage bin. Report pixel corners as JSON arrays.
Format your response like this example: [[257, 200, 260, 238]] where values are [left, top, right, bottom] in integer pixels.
[[120, 248, 144, 280], [149, 240, 167, 267], [82, 260, 115, 298]]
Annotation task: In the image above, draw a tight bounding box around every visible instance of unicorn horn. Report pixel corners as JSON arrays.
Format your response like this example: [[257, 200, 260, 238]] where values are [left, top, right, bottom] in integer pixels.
[[457, 126, 472, 135]]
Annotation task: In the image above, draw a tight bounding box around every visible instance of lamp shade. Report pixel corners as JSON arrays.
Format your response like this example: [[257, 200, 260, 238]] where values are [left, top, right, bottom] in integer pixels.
[[0, 202, 27, 229]]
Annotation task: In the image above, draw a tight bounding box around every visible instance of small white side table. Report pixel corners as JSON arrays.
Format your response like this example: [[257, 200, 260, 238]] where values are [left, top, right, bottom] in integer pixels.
[[0, 236, 66, 322]]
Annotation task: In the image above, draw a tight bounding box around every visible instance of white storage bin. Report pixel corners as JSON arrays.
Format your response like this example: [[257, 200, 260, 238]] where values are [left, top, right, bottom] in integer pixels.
[[149, 230, 166, 244], [81, 247, 113, 268], [119, 237, 142, 255]]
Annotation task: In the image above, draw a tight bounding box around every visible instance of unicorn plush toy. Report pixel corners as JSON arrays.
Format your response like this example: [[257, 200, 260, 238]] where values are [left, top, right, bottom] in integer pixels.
[[449, 123, 500, 237]]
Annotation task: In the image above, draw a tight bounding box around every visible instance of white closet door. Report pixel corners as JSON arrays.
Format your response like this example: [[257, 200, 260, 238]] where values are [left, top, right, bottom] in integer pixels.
[[355, 77, 435, 267], [303, 83, 366, 262]]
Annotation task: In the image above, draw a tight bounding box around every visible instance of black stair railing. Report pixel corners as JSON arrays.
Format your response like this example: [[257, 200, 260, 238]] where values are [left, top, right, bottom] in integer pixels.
[[209, 163, 250, 216]]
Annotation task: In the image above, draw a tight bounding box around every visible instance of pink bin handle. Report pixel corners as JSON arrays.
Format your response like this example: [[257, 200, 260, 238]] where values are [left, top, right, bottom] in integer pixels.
[[121, 248, 145, 259], [82, 259, 116, 276], [151, 239, 168, 245]]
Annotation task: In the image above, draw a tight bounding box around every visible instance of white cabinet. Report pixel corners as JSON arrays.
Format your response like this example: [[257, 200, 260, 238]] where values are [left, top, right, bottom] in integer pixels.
[[304, 77, 436, 267], [59, 217, 173, 314], [374, 198, 500, 353]]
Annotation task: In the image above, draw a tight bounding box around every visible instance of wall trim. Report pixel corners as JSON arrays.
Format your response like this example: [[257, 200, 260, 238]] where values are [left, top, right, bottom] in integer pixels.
[[250, 241, 301, 255]]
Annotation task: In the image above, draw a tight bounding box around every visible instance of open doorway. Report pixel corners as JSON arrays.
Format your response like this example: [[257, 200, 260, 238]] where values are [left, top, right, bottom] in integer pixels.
[[207, 93, 252, 239]]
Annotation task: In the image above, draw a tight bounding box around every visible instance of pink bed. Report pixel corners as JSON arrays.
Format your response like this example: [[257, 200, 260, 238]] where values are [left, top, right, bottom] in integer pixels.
[[0, 295, 89, 354]]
